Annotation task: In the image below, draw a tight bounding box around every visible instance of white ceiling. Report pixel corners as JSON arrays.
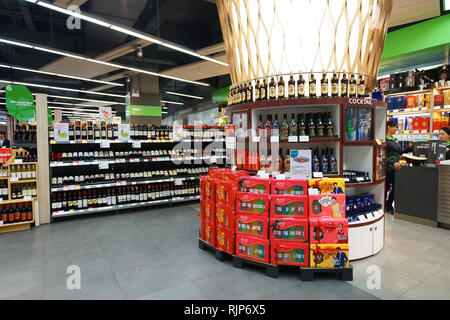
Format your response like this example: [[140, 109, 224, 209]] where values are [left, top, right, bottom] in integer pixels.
[[389, 0, 441, 27]]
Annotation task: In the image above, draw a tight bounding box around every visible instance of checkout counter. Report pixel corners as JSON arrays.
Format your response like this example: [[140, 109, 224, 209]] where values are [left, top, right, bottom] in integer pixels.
[[394, 140, 450, 229]]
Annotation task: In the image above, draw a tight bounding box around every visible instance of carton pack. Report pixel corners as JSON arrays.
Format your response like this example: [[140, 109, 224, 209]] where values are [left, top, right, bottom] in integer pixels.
[[309, 194, 346, 218], [310, 244, 349, 268]]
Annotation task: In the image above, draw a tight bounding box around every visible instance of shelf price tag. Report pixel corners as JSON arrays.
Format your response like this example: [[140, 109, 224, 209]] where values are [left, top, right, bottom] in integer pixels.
[[288, 136, 298, 142], [344, 178, 350, 182], [10, 177, 19, 182], [376, 139, 382, 146], [100, 140, 110, 148], [270, 135, 279, 143], [132, 141, 142, 149], [14, 159, 23, 164], [99, 161, 109, 170], [313, 172, 323, 178], [356, 177, 364, 182], [299, 136, 309, 142], [75, 185, 81, 190], [252, 136, 261, 143], [24, 196, 32, 201], [174, 178, 183, 186]]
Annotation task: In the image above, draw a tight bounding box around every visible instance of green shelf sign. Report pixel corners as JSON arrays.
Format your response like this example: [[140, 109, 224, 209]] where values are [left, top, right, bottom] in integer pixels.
[[5, 85, 35, 121]]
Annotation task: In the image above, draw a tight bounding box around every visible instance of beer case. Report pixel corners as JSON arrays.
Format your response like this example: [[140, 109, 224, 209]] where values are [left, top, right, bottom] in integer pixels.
[[236, 192, 270, 217], [238, 176, 271, 194], [270, 195, 309, 218], [215, 204, 235, 232], [236, 234, 270, 263], [236, 213, 269, 239], [201, 200, 215, 225], [310, 244, 349, 268], [309, 216, 349, 244], [216, 227, 235, 255], [308, 178, 346, 194], [269, 217, 309, 242], [270, 179, 308, 196], [309, 194, 346, 218], [201, 176, 217, 202], [270, 241, 309, 267], [216, 180, 239, 205], [202, 220, 216, 247]]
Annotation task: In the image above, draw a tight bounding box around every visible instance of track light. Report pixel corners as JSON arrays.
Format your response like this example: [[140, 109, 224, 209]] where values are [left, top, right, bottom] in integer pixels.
[[136, 45, 143, 58]]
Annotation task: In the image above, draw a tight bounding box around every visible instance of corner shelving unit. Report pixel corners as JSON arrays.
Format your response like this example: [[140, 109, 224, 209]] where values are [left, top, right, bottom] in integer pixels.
[[227, 96, 387, 261]]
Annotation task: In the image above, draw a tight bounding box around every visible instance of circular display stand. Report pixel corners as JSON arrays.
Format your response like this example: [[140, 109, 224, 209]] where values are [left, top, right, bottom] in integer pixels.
[[227, 97, 387, 261]]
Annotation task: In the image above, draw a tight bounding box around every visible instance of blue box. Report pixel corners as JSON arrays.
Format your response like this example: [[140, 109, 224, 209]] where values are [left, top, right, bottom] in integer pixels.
[[386, 97, 395, 110], [394, 95, 406, 110]]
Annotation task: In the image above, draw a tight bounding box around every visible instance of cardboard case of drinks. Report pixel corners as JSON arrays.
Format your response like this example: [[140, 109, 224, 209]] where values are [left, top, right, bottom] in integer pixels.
[[270, 241, 309, 267], [310, 244, 349, 268], [269, 218, 309, 242], [309, 216, 349, 244], [270, 195, 309, 218], [236, 234, 270, 263]]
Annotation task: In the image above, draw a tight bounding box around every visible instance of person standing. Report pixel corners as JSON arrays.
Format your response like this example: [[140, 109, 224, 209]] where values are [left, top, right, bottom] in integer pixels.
[[438, 127, 450, 160], [385, 120, 414, 214], [0, 132, 10, 148]]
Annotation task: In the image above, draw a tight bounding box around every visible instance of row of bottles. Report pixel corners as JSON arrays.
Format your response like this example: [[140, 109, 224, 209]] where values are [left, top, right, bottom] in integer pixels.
[[14, 124, 37, 142], [51, 167, 208, 186], [15, 149, 38, 162], [51, 181, 200, 212], [1, 204, 33, 224], [229, 73, 366, 105], [11, 183, 37, 199], [343, 170, 371, 183], [256, 112, 335, 139], [311, 148, 338, 174], [10, 164, 37, 180]]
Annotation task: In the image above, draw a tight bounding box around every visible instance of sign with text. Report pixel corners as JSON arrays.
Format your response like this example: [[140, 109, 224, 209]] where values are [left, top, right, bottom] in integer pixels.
[[99, 107, 112, 119], [118, 124, 131, 141], [290, 149, 312, 179], [54, 123, 69, 141]]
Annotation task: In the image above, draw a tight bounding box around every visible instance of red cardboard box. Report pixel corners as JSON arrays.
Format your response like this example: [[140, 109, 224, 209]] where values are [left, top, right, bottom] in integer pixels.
[[406, 96, 417, 109], [269, 218, 309, 242], [412, 118, 420, 131], [270, 241, 309, 266], [216, 180, 239, 205], [236, 213, 269, 239], [270, 195, 308, 218], [201, 177, 218, 202], [420, 117, 430, 132], [201, 200, 215, 225], [309, 216, 349, 244], [271, 179, 308, 195], [216, 228, 235, 255], [215, 204, 235, 231], [236, 192, 270, 217], [202, 220, 216, 247], [309, 194, 346, 218], [221, 170, 249, 181], [434, 94, 444, 107], [236, 234, 270, 263], [238, 176, 271, 194]]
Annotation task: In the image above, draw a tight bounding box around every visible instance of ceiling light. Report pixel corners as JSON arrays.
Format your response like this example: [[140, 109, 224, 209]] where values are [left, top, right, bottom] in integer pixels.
[[46, 95, 126, 105], [110, 25, 161, 44], [0, 64, 123, 86], [0, 36, 210, 87], [161, 100, 184, 105], [0, 38, 33, 48], [136, 46, 143, 58], [165, 91, 204, 100]]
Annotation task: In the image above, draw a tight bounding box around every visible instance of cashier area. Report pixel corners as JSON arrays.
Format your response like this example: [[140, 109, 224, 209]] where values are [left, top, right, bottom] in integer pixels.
[[387, 123, 450, 229]]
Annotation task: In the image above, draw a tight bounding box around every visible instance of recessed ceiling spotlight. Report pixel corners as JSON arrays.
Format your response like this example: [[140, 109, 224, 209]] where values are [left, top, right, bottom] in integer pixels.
[[136, 46, 143, 58]]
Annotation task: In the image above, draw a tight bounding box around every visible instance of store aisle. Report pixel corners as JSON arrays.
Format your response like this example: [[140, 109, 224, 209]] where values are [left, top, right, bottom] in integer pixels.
[[0, 203, 449, 300]]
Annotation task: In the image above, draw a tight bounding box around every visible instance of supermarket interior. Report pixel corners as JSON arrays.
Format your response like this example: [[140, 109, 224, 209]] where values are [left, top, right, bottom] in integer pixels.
[[0, 0, 450, 304]]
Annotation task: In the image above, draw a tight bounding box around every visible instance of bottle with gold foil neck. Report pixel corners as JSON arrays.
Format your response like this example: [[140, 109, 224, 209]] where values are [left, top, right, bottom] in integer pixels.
[[309, 73, 317, 98], [340, 73, 348, 97], [278, 76, 285, 100], [255, 80, 261, 101], [297, 74, 305, 98], [331, 73, 339, 97], [246, 82, 253, 102], [269, 77, 277, 100], [261, 78, 268, 101], [349, 75, 357, 98], [321, 73, 329, 97], [357, 75, 365, 98], [288, 75, 295, 99]]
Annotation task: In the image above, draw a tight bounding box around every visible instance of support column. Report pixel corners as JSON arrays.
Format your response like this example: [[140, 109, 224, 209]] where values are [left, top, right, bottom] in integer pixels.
[[35, 94, 51, 224]]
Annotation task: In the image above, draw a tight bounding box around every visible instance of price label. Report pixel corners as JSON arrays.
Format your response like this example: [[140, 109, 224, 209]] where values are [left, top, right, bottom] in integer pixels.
[[288, 136, 298, 142], [313, 172, 324, 178], [50, 140, 56, 144], [63, 186, 69, 191], [14, 159, 23, 164], [82, 140, 87, 144], [413, 108, 419, 111], [404, 130, 410, 134], [75, 185, 81, 190], [73, 161, 79, 165], [99, 161, 109, 170], [344, 178, 350, 182], [376, 139, 382, 146], [132, 141, 142, 149], [299, 136, 309, 142], [276, 174, 286, 180], [252, 136, 261, 143], [10, 177, 18, 182], [270, 135, 279, 143], [308, 189, 320, 195], [100, 140, 110, 148], [88, 208, 94, 212], [356, 177, 364, 182], [24, 196, 32, 201], [174, 178, 183, 186]]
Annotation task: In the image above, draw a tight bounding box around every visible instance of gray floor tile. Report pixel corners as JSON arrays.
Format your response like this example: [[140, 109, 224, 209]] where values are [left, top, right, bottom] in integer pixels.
[[138, 281, 208, 300], [0, 246, 45, 269], [390, 255, 448, 282], [399, 268, 450, 300], [414, 244, 450, 266], [366, 246, 412, 269], [0, 264, 44, 300], [45, 239, 104, 262]]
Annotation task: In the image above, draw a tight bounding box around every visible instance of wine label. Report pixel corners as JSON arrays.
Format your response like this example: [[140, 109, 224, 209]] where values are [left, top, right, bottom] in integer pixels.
[[332, 83, 339, 95], [310, 83, 316, 94], [298, 84, 305, 96], [261, 88, 266, 99], [349, 84, 356, 95], [269, 86, 276, 98], [341, 83, 347, 95], [358, 84, 365, 96], [278, 85, 284, 97], [288, 85, 295, 96], [321, 83, 328, 95]]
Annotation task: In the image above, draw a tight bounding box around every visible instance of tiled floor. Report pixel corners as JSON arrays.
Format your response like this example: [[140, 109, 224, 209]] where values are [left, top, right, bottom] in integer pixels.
[[0, 202, 449, 300]]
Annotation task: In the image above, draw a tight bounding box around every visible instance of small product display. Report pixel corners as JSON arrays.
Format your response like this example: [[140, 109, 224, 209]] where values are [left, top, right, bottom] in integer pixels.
[[309, 194, 346, 218], [310, 244, 349, 268], [236, 234, 270, 263], [269, 218, 309, 242], [0, 203, 33, 224], [309, 216, 349, 244], [270, 241, 309, 266], [308, 178, 345, 194], [346, 193, 382, 218], [14, 125, 37, 143], [345, 108, 373, 141], [311, 148, 338, 174], [270, 195, 308, 218]]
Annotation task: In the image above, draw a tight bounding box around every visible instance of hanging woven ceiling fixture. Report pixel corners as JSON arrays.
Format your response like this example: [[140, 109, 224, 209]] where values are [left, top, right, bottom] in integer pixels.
[[216, 0, 394, 90]]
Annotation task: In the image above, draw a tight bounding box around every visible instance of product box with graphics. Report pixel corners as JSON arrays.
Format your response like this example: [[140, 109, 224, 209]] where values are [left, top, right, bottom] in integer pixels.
[[269, 218, 309, 242], [270, 195, 308, 218], [236, 234, 270, 263], [215, 204, 235, 231], [216, 228, 235, 255], [271, 179, 308, 195], [394, 95, 406, 110], [309, 216, 348, 244], [200, 176, 217, 202], [238, 176, 271, 194], [310, 244, 349, 268], [308, 178, 345, 194], [236, 213, 269, 239], [406, 96, 417, 109], [270, 241, 309, 267], [210, 168, 249, 180], [216, 180, 239, 206], [309, 194, 346, 218], [236, 192, 270, 217], [201, 200, 215, 225], [201, 220, 216, 247]]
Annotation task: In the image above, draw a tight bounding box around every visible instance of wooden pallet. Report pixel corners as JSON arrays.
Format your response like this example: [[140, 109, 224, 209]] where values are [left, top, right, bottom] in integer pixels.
[[299, 265, 353, 281], [198, 238, 230, 261], [232, 255, 279, 278]]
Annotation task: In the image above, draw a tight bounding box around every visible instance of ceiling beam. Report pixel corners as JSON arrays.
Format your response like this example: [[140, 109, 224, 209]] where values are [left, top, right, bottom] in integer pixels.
[[53, 0, 89, 7]]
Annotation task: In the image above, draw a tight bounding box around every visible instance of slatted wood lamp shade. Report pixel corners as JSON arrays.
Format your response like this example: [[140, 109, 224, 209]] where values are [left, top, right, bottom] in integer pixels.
[[216, 0, 394, 91]]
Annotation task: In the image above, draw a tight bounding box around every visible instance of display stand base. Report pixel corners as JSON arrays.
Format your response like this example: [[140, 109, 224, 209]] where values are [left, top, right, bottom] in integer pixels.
[[198, 238, 230, 262], [0, 222, 32, 234], [299, 265, 353, 281], [232, 255, 279, 279]]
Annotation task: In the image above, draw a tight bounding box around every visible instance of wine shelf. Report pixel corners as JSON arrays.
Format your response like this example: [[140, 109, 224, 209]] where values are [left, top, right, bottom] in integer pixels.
[[52, 195, 201, 218], [51, 176, 200, 192], [50, 139, 225, 145]]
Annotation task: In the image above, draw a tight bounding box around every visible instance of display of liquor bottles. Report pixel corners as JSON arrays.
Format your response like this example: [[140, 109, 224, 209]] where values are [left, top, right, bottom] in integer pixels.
[[11, 183, 37, 200], [321, 73, 329, 97], [297, 74, 305, 98], [254, 80, 261, 101], [311, 148, 338, 175], [14, 124, 37, 142], [320, 148, 329, 173], [340, 73, 348, 97], [289, 113, 298, 137], [331, 73, 339, 97], [307, 113, 316, 137], [278, 76, 285, 99], [269, 77, 277, 100], [260, 78, 268, 101], [264, 115, 272, 137], [358, 75, 366, 97], [329, 148, 338, 173], [349, 74, 357, 98], [10, 163, 37, 180], [14, 149, 37, 162], [280, 113, 289, 142], [312, 148, 320, 173], [343, 170, 371, 183], [1, 204, 33, 224], [326, 112, 334, 136], [298, 113, 307, 136], [315, 114, 325, 137], [309, 74, 317, 98], [288, 75, 295, 99]]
